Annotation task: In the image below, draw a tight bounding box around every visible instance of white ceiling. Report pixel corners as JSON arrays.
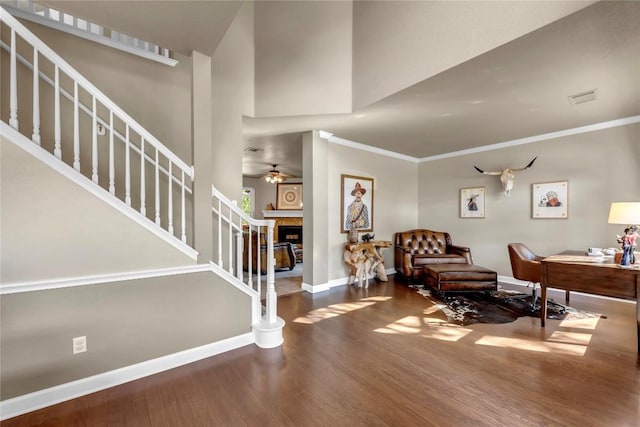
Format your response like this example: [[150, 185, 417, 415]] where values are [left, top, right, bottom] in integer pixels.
[[39, 1, 640, 179]]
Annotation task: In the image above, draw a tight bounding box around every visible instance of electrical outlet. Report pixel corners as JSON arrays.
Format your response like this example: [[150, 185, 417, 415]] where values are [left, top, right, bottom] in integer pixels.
[[73, 336, 87, 354]]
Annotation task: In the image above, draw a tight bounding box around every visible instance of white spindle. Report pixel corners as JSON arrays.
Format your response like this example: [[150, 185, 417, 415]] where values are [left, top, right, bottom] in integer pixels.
[[108, 111, 115, 194], [73, 81, 80, 170], [236, 231, 243, 281], [91, 96, 98, 183], [266, 224, 277, 324], [140, 138, 146, 216], [9, 29, 18, 129], [31, 48, 40, 144], [54, 66, 61, 159], [155, 149, 160, 225], [217, 198, 223, 267], [167, 162, 174, 235], [181, 171, 186, 243], [228, 205, 233, 275], [125, 125, 131, 206]]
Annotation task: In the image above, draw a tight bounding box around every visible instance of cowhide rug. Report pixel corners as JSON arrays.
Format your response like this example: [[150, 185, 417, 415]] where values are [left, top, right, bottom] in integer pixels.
[[412, 286, 601, 326]]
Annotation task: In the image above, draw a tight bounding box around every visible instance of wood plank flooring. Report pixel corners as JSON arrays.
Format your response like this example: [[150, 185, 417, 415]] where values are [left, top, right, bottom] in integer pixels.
[[3, 276, 639, 426]]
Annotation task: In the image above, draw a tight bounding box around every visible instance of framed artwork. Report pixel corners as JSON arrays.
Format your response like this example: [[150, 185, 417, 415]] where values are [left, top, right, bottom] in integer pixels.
[[276, 183, 303, 210], [532, 181, 568, 219], [341, 174, 374, 233], [460, 187, 486, 218]]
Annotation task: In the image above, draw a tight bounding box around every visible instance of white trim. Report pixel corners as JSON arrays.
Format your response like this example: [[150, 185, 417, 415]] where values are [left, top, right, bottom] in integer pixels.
[[320, 131, 418, 162], [301, 270, 396, 293], [0, 264, 210, 295], [2, 124, 198, 261], [0, 333, 254, 421], [262, 210, 303, 218], [419, 115, 640, 162], [318, 115, 640, 163], [3, 4, 178, 67]]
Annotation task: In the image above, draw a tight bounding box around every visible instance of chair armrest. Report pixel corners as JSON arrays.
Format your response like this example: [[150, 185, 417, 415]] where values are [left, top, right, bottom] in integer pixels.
[[448, 244, 473, 264]]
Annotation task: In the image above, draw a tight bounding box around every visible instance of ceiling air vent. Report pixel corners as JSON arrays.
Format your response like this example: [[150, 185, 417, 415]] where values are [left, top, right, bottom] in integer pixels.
[[568, 89, 597, 106]]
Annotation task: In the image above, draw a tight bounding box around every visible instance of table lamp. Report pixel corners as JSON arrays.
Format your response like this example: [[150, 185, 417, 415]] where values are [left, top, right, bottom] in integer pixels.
[[608, 202, 640, 265]]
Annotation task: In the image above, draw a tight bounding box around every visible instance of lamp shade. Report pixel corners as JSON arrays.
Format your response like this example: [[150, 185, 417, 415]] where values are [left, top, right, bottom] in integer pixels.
[[608, 202, 640, 225]]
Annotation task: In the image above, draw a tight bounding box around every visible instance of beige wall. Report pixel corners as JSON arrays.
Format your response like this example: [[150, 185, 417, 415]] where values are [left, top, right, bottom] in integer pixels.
[[326, 140, 419, 282], [0, 270, 252, 400], [352, 1, 594, 109], [212, 1, 254, 201], [417, 123, 640, 277], [254, 0, 352, 117]]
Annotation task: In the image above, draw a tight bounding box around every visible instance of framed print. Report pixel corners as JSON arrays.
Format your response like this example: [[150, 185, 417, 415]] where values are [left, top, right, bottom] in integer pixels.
[[276, 183, 303, 210], [341, 174, 374, 233], [460, 187, 485, 218], [532, 181, 568, 219]]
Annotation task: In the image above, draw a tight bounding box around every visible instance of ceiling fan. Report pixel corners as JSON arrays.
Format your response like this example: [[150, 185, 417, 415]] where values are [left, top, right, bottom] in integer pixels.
[[262, 164, 291, 183]]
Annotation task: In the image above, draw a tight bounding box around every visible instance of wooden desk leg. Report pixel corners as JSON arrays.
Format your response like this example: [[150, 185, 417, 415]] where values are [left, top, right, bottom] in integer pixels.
[[540, 285, 547, 327]]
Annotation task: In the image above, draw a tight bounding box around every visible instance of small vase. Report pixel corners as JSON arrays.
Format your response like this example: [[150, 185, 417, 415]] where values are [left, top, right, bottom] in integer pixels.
[[348, 224, 359, 243]]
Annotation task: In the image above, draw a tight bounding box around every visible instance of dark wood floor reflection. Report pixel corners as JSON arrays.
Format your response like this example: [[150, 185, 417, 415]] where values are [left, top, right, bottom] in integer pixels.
[[3, 276, 639, 426]]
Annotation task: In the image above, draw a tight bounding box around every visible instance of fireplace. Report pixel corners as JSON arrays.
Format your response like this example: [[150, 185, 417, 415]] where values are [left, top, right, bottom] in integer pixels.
[[278, 225, 302, 244]]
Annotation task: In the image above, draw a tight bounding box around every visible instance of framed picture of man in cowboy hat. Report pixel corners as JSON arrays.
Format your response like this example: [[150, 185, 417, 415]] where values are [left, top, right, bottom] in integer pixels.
[[341, 174, 374, 233]]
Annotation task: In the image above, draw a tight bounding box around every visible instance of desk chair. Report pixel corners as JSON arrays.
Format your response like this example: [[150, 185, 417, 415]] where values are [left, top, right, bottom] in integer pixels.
[[507, 243, 569, 310]]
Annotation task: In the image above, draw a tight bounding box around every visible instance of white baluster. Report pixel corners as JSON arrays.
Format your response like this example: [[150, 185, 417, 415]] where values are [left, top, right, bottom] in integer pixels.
[[181, 171, 186, 243], [54, 66, 61, 159], [108, 111, 115, 194], [265, 224, 277, 324], [91, 96, 98, 183], [140, 138, 146, 216], [228, 205, 233, 275], [167, 162, 174, 235], [9, 29, 18, 129], [217, 198, 223, 267], [31, 48, 40, 144], [73, 81, 80, 170], [125, 125, 131, 206], [155, 149, 160, 225], [236, 231, 243, 281]]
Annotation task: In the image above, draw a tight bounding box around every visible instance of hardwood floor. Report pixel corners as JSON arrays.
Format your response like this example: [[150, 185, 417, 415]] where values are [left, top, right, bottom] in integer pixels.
[[3, 276, 639, 426]]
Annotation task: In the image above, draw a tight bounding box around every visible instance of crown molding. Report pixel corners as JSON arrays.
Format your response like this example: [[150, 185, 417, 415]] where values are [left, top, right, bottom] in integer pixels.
[[318, 115, 640, 164]]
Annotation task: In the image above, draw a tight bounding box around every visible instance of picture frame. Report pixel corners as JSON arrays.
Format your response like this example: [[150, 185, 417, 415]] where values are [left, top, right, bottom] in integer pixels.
[[460, 187, 486, 218], [341, 174, 374, 233], [276, 183, 303, 210], [532, 181, 568, 219]]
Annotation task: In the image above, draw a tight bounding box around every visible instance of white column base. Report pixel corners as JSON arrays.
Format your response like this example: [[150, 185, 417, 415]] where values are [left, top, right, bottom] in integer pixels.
[[253, 317, 285, 348]]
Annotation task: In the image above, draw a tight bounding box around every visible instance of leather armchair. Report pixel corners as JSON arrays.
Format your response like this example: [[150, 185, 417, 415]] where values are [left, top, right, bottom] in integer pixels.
[[243, 232, 296, 275], [394, 229, 472, 280]]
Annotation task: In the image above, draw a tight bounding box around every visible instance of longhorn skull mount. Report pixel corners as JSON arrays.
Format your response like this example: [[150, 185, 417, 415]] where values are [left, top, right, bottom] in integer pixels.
[[474, 157, 537, 196]]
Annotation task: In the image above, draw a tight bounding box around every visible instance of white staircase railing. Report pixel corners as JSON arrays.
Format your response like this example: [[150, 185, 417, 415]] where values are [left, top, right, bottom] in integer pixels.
[[1, 7, 194, 250], [2, 0, 176, 66], [211, 185, 284, 348]]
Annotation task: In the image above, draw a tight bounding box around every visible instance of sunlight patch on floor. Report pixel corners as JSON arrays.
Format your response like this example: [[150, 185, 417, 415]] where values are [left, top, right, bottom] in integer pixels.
[[475, 336, 587, 356], [548, 331, 593, 345], [420, 324, 473, 342], [374, 316, 422, 334], [293, 300, 377, 324], [558, 316, 600, 330], [360, 296, 393, 302], [374, 315, 473, 341]]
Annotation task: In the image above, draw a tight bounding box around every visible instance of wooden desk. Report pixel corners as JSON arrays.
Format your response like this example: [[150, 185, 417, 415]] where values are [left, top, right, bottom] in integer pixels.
[[344, 240, 392, 286], [540, 254, 640, 352]]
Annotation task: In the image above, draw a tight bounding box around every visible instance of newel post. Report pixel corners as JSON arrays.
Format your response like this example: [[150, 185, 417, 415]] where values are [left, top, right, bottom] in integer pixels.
[[252, 220, 285, 348]]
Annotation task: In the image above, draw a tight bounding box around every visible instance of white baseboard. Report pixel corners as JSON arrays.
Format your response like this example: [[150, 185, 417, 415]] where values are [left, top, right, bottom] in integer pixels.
[[0, 332, 254, 421]]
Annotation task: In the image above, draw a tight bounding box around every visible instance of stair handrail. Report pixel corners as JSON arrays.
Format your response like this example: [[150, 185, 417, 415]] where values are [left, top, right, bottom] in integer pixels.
[[0, 39, 190, 195], [1, 7, 191, 176], [2, 6, 194, 247], [211, 185, 280, 326]]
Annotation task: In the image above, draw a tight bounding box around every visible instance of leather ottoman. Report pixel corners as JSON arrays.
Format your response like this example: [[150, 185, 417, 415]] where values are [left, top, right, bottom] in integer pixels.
[[423, 264, 497, 293]]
